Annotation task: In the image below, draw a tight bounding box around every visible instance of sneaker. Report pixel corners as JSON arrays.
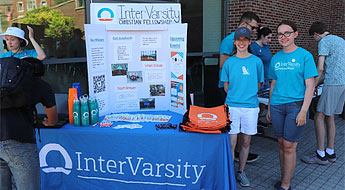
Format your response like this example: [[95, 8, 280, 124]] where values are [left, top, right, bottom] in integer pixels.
[[234, 152, 260, 163], [301, 152, 329, 165], [257, 126, 264, 135], [326, 152, 336, 163], [237, 171, 250, 187]]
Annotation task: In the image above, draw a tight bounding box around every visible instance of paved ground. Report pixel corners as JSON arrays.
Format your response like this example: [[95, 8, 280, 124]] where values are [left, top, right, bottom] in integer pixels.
[[234, 115, 345, 190]]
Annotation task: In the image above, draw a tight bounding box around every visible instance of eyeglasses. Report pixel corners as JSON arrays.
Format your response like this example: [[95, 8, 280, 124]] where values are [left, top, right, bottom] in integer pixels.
[[277, 31, 295, 38], [245, 22, 258, 31]]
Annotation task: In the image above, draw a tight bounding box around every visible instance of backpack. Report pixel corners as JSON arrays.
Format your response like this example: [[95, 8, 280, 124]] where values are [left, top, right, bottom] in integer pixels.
[[0, 57, 35, 109], [179, 104, 231, 134]]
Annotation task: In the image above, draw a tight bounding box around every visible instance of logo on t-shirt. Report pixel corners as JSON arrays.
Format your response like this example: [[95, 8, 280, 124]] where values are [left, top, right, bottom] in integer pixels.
[[242, 66, 250, 75], [274, 59, 300, 71]]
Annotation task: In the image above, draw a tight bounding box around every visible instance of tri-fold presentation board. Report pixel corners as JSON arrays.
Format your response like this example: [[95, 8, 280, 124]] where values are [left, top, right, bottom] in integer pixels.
[[85, 3, 187, 116]]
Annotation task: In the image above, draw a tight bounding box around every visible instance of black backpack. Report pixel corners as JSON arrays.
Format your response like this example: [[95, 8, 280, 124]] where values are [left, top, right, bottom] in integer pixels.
[[0, 57, 35, 109]]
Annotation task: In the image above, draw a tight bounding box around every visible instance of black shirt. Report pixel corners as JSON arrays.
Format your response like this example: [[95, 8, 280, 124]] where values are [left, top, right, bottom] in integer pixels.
[[0, 78, 56, 143]]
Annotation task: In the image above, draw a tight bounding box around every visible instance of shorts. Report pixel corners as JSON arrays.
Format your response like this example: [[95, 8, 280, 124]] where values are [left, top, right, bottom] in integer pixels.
[[228, 107, 260, 135], [270, 102, 308, 142], [317, 85, 345, 116]]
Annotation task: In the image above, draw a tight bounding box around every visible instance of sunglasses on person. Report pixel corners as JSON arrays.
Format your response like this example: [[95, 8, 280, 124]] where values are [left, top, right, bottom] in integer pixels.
[[245, 22, 259, 31]]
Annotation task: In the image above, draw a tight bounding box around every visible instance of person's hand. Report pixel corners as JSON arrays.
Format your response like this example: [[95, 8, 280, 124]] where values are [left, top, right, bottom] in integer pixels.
[[27, 26, 34, 39], [296, 110, 307, 126], [42, 118, 55, 127], [266, 107, 271, 122]]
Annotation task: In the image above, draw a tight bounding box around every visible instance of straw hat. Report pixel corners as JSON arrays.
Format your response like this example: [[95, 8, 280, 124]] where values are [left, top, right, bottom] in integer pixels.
[[0, 27, 29, 46]]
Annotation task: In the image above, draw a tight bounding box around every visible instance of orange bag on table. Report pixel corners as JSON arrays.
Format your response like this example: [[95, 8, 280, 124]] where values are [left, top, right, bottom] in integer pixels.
[[179, 105, 231, 134]]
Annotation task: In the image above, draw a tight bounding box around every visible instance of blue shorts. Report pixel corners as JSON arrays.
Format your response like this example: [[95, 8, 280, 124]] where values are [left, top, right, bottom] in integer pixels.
[[270, 102, 309, 142]]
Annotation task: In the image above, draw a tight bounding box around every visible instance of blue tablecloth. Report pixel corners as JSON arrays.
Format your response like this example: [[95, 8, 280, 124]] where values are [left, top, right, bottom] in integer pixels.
[[37, 111, 236, 190]]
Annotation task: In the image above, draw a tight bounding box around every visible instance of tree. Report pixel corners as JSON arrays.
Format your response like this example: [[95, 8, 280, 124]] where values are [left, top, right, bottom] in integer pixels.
[[21, 7, 75, 42]]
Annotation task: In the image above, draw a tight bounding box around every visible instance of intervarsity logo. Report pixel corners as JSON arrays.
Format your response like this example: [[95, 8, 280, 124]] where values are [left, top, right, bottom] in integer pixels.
[[39, 143, 72, 175], [98, 8, 115, 21], [275, 59, 301, 71], [197, 113, 217, 121], [39, 143, 206, 187]]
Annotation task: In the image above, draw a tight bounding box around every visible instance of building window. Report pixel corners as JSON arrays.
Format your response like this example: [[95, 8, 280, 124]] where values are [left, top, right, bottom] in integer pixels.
[[7, 6, 11, 12], [18, 2, 24, 12], [27, 0, 37, 10], [41, 0, 47, 6], [76, 0, 84, 8]]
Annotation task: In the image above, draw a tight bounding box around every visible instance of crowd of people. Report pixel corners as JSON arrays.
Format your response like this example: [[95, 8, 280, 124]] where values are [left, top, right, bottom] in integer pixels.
[[219, 12, 345, 190]]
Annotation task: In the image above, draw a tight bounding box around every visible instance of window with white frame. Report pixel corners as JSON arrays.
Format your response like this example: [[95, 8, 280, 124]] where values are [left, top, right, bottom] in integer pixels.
[[41, 0, 47, 6], [18, 2, 24, 12], [75, 0, 84, 8], [27, 0, 37, 10]]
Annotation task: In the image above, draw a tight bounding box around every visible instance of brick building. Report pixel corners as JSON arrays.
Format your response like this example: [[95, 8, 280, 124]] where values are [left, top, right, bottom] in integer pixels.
[[225, 0, 345, 57], [8, 0, 84, 30], [53, 0, 85, 30]]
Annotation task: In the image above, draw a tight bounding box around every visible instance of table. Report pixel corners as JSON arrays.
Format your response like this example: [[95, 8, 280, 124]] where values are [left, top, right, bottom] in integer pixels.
[[36, 111, 236, 190]]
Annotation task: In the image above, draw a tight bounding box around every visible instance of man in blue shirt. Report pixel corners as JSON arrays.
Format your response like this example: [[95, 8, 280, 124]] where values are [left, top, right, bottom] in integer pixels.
[[219, 11, 261, 163], [302, 21, 345, 165]]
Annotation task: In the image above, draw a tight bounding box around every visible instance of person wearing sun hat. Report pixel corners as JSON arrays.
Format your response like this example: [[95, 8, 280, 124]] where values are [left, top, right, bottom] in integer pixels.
[[0, 26, 46, 60]]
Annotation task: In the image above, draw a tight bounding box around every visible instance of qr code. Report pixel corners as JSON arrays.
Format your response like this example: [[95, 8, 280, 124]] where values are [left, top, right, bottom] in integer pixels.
[[93, 75, 106, 94]]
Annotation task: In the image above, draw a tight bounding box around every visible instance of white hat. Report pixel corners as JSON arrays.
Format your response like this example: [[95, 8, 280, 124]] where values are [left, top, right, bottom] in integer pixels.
[[0, 27, 29, 46]]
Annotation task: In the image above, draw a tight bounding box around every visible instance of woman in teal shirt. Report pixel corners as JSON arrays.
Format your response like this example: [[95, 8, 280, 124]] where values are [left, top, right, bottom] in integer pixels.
[[266, 20, 318, 190], [0, 26, 46, 60], [251, 27, 272, 90]]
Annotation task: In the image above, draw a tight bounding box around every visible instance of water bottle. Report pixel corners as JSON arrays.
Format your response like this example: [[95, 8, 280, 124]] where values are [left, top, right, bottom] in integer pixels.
[[95, 98, 99, 122], [80, 97, 90, 126], [89, 97, 98, 125], [73, 98, 81, 126]]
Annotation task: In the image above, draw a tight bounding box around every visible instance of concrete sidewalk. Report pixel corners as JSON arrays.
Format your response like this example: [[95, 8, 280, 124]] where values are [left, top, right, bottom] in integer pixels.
[[234, 116, 345, 190]]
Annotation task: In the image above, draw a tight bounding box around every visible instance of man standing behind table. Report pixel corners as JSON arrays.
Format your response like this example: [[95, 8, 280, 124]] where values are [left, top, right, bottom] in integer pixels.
[[218, 11, 261, 163], [302, 21, 345, 165]]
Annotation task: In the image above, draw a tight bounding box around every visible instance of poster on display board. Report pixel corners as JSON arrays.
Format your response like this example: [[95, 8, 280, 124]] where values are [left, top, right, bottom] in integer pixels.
[[85, 24, 187, 116], [90, 3, 181, 25]]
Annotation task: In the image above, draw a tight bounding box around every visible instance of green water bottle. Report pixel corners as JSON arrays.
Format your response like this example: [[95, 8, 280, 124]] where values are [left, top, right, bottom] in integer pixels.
[[72, 98, 81, 126], [95, 98, 99, 122], [80, 97, 90, 126], [89, 97, 98, 125]]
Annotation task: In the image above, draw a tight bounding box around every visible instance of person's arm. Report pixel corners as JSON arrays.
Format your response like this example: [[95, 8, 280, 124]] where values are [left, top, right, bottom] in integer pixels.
[[296, 77, 315, 126], [314, 55, 325, 86], [266, 79, 276, 122], [27, 26, 46, 60], [224, 82, 229, 93], [219, 54, 230, 69], [42, 106, 58, 126]]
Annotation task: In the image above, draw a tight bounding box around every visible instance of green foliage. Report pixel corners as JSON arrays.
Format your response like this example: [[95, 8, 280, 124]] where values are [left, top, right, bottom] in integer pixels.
[[21, 7, 75, 42]]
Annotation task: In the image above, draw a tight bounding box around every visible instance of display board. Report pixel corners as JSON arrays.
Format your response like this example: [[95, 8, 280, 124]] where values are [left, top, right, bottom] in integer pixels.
[[86, 3, 187, 116]]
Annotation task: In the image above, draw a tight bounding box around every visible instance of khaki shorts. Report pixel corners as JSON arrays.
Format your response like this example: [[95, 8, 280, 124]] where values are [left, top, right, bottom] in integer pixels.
[[317, 85, 345, 116]]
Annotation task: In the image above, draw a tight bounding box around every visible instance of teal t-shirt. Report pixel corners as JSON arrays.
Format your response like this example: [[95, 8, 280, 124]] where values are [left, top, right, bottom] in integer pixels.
[[251, 42, 272, 78], [268, 47, 318, 105], [221, 54, 264, 108], [0, 49, 38, 59], [218, 32, 235, 88]]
